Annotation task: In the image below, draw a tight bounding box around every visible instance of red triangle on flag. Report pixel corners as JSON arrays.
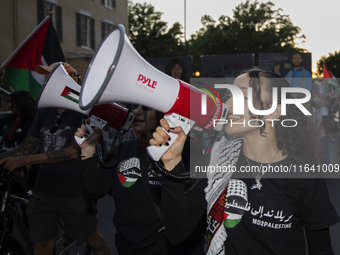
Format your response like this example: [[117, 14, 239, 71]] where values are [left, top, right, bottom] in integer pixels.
[[223, 212, 229, 221], [5, 20, 50, 70], [61, 86, 71, 96], [323, 63, 334, 81], [118, 174, 127, 184]]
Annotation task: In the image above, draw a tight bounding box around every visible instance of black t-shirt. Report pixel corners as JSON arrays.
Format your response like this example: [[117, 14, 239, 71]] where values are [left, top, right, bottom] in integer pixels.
[[79, 138, 206, 255], [223, 153, 339, 255], [110, 140, 166, 254], [28, 108, 85, 198]]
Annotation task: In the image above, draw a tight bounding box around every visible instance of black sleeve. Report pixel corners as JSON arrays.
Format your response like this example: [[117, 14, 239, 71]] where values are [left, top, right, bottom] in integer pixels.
[[305, 228, 334, 255], [300, 179, 339, 230], [78, 156, 114, 200], [158, 138, 207, 245]]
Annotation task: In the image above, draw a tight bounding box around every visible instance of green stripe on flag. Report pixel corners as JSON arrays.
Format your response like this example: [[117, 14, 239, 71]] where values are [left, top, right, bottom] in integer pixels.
[[5, 68, 42, 98], [62, 95, 79, 104], [122, 181, 136, 188], [224, 218, 241, 228]]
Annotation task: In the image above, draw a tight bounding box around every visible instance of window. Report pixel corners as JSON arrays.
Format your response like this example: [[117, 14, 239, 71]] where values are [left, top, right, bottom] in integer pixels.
[[102, 21, 114, 40], [81, 15, 90, 46], [102, 0, 116, 9], [37, 0, 63, 42], [76, 12, 95, 49]]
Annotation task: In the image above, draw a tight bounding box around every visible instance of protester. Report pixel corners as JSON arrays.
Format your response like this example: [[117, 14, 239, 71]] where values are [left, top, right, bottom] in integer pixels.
[[0, 90, 37, 228], [150, 69, 339, 255], [76, 105, 206, 255], [0, 62, 110, 255]]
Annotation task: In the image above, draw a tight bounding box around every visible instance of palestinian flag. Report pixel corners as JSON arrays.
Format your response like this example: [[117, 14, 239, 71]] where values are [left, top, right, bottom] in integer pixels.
[[61, 86, 80, 104], [118, 174, 138, 188], [3, 17, 65, 99], [223, 212, 242, 228], [323, 63, 338, 89]]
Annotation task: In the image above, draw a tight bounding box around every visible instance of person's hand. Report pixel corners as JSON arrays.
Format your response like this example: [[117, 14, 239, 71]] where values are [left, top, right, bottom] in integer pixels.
[[75, 119, 102, 158], [149, 118, 187, 170], [0, 156, 28, 172]]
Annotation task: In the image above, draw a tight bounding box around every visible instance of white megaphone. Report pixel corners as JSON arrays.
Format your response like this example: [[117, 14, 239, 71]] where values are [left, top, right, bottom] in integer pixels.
[[36, 62, 135, 144], [79, 24, 229, 161]]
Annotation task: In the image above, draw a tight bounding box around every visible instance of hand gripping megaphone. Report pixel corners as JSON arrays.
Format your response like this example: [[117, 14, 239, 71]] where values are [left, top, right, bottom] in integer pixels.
[[35, 62, 135, 145], [79, 24, 229, 161]]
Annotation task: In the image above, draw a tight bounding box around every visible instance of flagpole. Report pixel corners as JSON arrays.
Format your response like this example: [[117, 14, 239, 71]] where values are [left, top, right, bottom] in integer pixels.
[[0, 87, 11, 95], [1, 12, 54, 68]]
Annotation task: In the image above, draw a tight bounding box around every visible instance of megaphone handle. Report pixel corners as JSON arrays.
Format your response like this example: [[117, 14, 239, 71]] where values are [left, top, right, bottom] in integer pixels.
[[75, 122, 95, 145], [147, 113, 195, 161], [75, 115, 107, 145]]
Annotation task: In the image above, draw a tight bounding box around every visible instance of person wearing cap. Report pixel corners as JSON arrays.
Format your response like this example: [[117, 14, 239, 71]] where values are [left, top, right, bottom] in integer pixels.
[[0, 62, 110, 255], [36, 62, 81, 84]]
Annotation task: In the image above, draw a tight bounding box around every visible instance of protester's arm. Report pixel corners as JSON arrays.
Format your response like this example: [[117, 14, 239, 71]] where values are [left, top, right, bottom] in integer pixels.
[[0, 134, 40, 158], [78, 156, 113, 200], [305, 228, 334, 255], [149, 119, 207, 245], [76, 121, 113, 200], [158, 161, 207, 245], [0, 137, 80, 171], [300, 179, 339, 255]]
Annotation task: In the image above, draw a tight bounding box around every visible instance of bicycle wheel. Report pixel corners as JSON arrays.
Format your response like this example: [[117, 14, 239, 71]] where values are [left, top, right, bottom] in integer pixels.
[[54, 223, 91, 255], [55, 237, 91, 255], [0, 234, 28, 255]]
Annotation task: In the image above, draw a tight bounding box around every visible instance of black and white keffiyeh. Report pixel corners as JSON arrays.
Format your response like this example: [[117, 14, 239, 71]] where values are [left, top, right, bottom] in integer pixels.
[[205, 137, 242, 255]]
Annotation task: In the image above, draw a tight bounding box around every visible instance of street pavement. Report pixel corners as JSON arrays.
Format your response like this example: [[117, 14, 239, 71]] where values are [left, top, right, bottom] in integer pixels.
[[97, 140, 340, 254]]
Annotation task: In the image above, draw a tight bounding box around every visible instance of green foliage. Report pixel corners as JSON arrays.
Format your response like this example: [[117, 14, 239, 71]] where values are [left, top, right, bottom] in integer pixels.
[[188, 1, 305, 67], [128, 1, 185, 58], [316, 51, 340, 78], [128, 0, 305, 70]]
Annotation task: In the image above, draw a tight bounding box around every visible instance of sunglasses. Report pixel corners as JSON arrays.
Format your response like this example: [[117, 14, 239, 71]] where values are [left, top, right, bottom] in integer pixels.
[[68, 72, 81, 84]]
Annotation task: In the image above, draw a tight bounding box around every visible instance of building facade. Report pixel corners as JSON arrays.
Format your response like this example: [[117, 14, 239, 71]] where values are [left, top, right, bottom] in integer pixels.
[[0, 0, 129, 77]]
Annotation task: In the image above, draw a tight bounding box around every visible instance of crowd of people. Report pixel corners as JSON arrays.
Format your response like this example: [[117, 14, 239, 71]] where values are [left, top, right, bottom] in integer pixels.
[[0, 58, 339, 255]]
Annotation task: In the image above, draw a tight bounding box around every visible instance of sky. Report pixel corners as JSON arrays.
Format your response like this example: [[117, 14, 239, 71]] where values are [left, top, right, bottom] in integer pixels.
[[131, 0, 340, 74]]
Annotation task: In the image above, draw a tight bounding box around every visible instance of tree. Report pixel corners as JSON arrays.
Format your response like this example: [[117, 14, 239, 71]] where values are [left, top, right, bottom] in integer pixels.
[[188, 1, 305, 67], [128, 1, 184, 58], [316, 51, 340, 78]]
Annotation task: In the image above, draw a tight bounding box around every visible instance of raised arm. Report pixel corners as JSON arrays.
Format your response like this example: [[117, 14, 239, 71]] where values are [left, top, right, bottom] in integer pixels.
[[149, 118, 207, 245], [76, 121, 113, 199]]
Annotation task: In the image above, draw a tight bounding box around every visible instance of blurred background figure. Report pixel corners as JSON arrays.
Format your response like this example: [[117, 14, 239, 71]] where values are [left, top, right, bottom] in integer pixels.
[[0, 90, 37, 229], [165, 57, 188, 82], [324, 95, 338, 142], [0, 90, 36, 153], [312, 96, 330, 165], [285, 52, 312, 92]]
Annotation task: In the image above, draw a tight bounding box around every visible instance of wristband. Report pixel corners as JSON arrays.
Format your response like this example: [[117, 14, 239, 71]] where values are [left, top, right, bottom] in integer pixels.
[[80, 153, 96, 160]]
